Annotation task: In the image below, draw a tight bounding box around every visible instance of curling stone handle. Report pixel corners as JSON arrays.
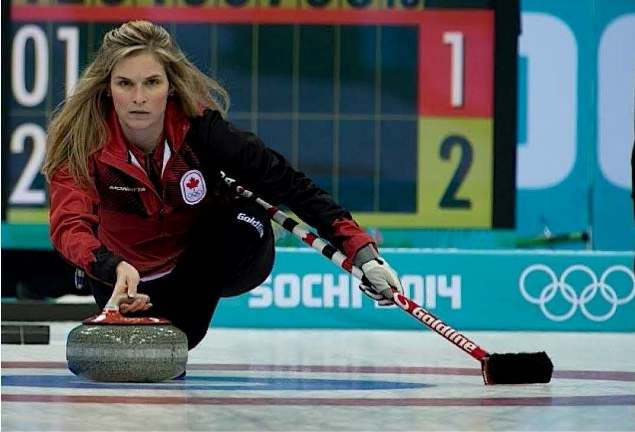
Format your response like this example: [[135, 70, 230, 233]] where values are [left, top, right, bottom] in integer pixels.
[[104, 293, 129, 311], [104, 292, 148, 310]]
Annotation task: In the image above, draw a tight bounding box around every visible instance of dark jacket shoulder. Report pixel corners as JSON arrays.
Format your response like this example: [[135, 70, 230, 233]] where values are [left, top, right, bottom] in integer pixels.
[[187, 109, 357, 244]]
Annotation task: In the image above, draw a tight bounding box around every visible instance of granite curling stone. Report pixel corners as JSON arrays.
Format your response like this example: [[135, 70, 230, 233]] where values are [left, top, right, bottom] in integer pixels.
[[66, 309, 188, 382]]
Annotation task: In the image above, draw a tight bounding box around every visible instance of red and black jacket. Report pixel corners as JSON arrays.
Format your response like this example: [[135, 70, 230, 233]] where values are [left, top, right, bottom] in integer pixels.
[[49, 101, 374, 284]]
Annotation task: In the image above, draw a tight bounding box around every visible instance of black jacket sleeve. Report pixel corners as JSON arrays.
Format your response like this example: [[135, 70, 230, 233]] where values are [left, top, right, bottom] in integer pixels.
[[190, 110, 373, 253], [90, 245, 124, 285]]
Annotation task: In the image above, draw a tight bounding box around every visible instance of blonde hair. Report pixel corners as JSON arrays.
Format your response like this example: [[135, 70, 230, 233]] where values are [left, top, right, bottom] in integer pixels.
[[43, 20, 230, 185]]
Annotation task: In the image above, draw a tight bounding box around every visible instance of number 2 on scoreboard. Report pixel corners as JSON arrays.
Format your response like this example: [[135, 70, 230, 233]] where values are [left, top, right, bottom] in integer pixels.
[[438, 135, 472, 209], [418, 117, 493, 228]]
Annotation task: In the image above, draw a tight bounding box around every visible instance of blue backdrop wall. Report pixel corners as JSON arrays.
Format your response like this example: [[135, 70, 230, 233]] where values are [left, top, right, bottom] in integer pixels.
[[514, 0, 634, 251]]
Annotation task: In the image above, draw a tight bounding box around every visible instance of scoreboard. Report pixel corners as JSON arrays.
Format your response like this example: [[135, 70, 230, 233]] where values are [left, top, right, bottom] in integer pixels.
[[2, 0, 518, 248]]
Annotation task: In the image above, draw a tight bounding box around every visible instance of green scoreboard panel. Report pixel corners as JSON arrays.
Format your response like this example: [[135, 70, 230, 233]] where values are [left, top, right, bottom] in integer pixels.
[[2, 0, 518, 248]]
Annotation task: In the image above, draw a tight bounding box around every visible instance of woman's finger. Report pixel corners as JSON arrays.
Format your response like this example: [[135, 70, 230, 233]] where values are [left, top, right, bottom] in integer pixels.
[[120, 294, 151, 313], [126, 275, 139, 298], [126, 297, 146, 313]]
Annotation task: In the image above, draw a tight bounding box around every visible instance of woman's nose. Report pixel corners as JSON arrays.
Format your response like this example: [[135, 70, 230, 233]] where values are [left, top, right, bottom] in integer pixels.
[[133, 85, 147, 104]]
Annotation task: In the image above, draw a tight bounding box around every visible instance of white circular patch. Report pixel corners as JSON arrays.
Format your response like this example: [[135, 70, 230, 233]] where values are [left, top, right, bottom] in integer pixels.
[[180, 169, 207, 205]]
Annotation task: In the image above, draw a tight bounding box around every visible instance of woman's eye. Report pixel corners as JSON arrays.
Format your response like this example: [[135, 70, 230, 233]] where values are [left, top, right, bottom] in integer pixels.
[[147, 79, 160, 86], [118, 81, 131, 87]]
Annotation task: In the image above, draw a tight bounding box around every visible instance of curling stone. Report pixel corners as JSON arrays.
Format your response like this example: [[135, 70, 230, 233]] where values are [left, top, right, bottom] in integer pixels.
[[66, 297, 188, 383]]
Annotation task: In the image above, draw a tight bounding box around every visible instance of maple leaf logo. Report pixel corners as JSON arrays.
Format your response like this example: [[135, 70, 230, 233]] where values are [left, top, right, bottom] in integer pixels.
[[186, 176, 200, 189]]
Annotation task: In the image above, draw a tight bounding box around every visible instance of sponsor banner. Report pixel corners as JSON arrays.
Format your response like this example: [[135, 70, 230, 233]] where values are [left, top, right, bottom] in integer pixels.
[[213, 248, 635, 331]]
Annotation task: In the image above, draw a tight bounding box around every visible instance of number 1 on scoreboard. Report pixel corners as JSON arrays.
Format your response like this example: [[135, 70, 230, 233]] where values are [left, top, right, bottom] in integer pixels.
[[443, 31, 464, 108]]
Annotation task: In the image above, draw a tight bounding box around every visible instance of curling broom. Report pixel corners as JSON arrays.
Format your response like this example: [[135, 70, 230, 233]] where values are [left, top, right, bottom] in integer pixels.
[[219, 172, 553, 385]]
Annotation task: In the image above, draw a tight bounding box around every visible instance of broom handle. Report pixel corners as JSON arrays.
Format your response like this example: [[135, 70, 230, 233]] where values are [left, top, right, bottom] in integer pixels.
[[220, 172, 490, 362]]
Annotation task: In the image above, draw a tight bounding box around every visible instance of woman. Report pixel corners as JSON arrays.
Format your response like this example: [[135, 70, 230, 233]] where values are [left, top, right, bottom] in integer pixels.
[[44, 20, 403, 349]]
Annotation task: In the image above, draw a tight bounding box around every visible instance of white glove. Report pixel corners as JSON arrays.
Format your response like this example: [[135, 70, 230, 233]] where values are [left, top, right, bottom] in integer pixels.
[[353, 244, 403, 306], [359, 258, 403, 306], [359, 282, 395, 306]]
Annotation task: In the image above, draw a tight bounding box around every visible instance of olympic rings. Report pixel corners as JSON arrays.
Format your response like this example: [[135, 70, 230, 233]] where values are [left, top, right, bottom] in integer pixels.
[[519, 264, 635, 322]]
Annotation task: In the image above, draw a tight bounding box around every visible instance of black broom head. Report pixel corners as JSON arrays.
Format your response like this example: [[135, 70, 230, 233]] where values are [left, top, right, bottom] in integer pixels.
[[481, 352, 553, 385]]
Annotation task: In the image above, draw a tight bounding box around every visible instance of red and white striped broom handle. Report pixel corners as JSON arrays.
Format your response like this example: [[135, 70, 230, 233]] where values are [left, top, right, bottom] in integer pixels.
[[220, 172, 489, 362]]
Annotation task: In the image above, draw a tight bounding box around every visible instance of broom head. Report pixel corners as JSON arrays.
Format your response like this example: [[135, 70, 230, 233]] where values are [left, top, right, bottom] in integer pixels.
[[481, 352, 553, 385]]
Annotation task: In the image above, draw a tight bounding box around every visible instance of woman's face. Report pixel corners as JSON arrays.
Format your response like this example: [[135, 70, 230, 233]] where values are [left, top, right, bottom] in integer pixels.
[[109, 51, 170, 139]]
